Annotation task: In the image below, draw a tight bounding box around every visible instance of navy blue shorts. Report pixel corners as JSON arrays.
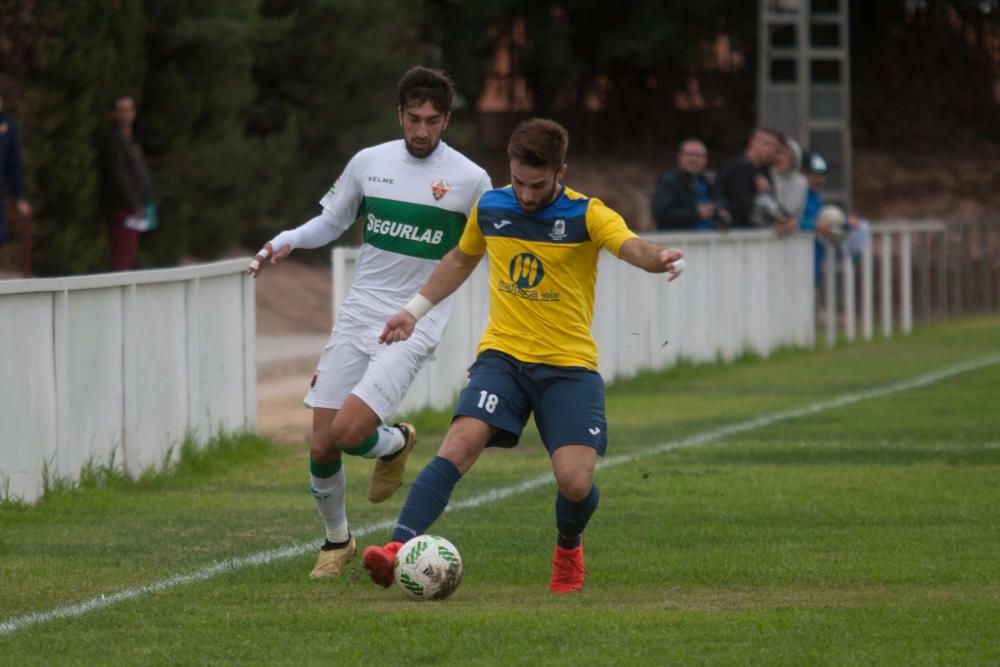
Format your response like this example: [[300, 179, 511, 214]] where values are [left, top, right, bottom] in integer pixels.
[[454, 350, 608, 456]]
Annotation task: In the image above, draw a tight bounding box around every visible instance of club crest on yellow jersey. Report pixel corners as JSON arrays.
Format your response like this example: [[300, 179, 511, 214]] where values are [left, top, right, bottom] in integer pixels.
[[549, 218, 567, 241]]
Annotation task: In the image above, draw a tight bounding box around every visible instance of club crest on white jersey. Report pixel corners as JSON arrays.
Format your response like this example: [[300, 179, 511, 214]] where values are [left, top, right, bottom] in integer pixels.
[[432, 178, 450, 201]]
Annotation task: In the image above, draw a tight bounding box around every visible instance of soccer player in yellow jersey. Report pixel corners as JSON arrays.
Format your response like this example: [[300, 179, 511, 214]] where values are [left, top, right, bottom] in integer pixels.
[[363, 118, 684, 593]]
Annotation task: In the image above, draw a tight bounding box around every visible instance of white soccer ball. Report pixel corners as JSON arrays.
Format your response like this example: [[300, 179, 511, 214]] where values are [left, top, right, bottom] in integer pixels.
[[819, 204, 846, 227], [394, 534, 463, 601], [818, 205, 847, 243]]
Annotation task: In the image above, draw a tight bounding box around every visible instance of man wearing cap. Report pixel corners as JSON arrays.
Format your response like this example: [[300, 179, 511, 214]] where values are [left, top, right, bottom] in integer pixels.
[[800, 151, 832, 285], [801, 151, 827, 234]]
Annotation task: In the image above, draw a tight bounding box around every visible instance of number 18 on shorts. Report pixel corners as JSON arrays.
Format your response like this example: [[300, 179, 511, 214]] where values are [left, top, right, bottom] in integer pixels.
[[454, 350, 608, 455]]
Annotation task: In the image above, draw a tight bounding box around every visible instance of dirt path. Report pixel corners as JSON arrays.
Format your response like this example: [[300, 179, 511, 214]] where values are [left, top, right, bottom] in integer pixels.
[[254, 259, 330, 444]]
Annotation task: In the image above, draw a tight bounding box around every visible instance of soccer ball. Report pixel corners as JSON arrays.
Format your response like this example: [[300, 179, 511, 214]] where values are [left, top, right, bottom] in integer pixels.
[[818, 205, 847, 244], [393, 535, 463, 601]]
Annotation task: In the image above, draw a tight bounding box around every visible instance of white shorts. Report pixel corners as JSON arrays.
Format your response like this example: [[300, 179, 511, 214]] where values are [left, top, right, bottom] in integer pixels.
[[304, 312, 436, 421]]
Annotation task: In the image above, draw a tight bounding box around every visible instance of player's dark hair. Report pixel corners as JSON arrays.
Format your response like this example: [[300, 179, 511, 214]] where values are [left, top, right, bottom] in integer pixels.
[[397, 66, 454, 114], [507, 118, 569, 170]]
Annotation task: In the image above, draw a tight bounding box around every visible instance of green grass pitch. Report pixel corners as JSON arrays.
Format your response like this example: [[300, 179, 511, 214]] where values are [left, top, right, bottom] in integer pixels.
[[2, 316, 999, 665]]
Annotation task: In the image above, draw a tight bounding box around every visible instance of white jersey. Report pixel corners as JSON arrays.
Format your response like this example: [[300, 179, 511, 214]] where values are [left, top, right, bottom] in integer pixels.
[[320, 139, 491, 341]]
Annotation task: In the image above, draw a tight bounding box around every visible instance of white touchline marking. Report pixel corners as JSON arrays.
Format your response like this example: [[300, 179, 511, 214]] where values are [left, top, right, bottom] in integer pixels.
[[3, 352, 998, 637]]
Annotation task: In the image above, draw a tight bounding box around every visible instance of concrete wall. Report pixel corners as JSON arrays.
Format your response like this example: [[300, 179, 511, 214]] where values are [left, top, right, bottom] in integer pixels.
[[0, 259, 256, 503]]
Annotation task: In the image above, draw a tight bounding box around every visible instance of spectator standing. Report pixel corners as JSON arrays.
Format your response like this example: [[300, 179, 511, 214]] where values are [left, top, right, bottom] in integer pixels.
[[771, 135, 808, 236], [101, 95, 152, 271], [0, 92, 32, 246], [714, 127, 779, 228], [650, 138, 716, 231]]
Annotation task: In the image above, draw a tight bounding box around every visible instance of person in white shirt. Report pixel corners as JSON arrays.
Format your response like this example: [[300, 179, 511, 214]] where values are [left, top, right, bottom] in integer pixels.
[[771, 135, 809, 236], [248, 66, 491, 579]]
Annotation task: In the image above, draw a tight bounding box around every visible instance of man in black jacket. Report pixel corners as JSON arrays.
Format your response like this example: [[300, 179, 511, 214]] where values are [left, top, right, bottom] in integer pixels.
[[715, 127, 780, 228], [650, 138, 716, 231]]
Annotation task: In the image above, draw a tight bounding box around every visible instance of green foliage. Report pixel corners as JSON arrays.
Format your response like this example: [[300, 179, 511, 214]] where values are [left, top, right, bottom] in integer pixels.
[[852, 0, 1000, 148], [8, 0, 997, 273], [26, 0, 144, 274], [253, 0, 425, 232], [427, 0, 758, 151], [16, 0, 423, 274], [138, 1, 295, 263]]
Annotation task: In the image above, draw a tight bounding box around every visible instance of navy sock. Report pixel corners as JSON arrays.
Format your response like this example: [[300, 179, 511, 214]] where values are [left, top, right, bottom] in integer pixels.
[[391, 456, 462, 543], [556, 485, 600, 549]]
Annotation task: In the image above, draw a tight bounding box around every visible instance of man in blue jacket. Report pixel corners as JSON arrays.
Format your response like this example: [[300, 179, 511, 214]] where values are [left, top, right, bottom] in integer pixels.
[[0, 92, 32, 245]]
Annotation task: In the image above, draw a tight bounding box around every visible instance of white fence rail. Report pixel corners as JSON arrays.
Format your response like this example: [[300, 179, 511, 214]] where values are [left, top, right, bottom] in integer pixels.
[[0, 259, 256, 503], [819, 219, 1000, 347], [334, 231, 816, 416]]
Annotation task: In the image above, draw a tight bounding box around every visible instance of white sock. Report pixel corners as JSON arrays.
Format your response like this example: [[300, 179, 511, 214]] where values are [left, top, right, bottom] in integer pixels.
[[360, 424, 406, 459], [310, 467, 349, 543]]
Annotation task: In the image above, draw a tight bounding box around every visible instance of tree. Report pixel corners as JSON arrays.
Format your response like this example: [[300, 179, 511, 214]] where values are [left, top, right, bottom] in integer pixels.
[[253, 0, 426, 245], [138, 0, 296, 264], [421, 0, 758, 153], [852, 0, 1000, 148], [22, 0, 144, 274]]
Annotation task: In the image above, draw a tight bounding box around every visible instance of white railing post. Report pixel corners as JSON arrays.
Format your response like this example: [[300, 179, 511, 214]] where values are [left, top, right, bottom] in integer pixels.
[[862, 235, 874, 340], [53, 289, 71, 479], [842, 250, 855, 342], [243, 271, 257, 431], [825, 241, 836, 348], [881, 232, 893, 337], [122, 283, 138, 475], [900, 230, 913, 334], [185, 277, 201, 440]]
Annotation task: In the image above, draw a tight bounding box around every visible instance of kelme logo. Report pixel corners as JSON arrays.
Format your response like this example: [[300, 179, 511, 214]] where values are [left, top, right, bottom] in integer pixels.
[[509, 253, 544, 288]]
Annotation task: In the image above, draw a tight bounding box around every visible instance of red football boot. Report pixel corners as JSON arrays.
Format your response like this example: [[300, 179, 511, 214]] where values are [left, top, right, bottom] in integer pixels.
[[549, 541, 587, 593], [362, 541, 403, 588]]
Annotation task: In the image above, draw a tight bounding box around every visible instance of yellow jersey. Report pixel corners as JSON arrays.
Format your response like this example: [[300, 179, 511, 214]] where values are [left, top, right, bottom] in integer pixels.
[[458, 185, 638, 369]]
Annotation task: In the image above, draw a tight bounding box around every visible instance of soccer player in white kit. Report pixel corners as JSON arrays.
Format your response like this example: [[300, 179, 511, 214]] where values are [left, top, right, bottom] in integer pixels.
[[248, 67, 491, 578]]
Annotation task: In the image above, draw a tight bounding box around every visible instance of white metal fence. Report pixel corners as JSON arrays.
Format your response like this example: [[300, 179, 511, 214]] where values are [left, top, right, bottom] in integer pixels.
[[0, 259, 256, 503], [818, 219, 1000, 346], [334, 231, 817, 416], [8, 220, 986, 504]]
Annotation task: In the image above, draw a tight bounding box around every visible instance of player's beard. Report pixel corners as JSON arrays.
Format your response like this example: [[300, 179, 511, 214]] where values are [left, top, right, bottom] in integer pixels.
[[515, 182, 561, 213], [405, 137, 439, 159]]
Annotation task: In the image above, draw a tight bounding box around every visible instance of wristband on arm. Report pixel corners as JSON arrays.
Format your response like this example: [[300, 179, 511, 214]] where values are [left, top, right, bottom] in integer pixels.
[[403, 294, 434, 320]]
